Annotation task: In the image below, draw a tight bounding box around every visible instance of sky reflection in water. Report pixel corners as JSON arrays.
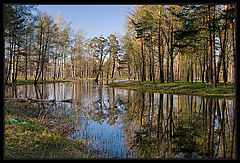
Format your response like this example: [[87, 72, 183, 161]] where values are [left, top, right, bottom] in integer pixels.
[[6, 80, 236, 159]]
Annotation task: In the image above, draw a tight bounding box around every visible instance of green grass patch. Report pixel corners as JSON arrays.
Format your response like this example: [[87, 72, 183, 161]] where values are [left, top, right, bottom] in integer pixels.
[[107, 80, 235, 98], [4, 101, 101, 159], [5, 115, 80, 159]]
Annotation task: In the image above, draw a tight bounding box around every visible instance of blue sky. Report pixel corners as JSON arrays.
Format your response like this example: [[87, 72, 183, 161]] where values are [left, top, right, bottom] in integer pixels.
[[37, 5, 133, 39]]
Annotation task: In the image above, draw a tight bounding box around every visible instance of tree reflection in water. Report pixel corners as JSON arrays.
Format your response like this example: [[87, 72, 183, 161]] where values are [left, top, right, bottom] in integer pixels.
[[5, 80, 236, 158], [125, 93, 235, 158]]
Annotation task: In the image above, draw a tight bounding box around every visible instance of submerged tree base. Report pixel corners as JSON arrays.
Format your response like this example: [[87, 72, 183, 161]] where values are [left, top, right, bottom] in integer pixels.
[[107, 80, 235, 98]]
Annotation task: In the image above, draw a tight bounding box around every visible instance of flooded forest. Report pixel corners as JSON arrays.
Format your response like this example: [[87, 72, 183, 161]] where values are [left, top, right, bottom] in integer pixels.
[[4, 4, 236, 159]]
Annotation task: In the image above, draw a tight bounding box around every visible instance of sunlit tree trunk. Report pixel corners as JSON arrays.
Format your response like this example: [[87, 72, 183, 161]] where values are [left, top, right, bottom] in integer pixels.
[[208, 5, 213, 86], [230, 6, 235, 85], [141, 37, 146, 82], [158, 12, 164, 83], [111, 57, 116, 79], [25, 33, 28, 80], [216, 5, 228, 84], [212, 5, 217, 88]]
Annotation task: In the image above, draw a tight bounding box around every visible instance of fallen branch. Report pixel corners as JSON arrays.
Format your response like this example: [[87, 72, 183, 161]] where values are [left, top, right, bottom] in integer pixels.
[[59, 99, 72, 103], [5, 98, 73, 103]]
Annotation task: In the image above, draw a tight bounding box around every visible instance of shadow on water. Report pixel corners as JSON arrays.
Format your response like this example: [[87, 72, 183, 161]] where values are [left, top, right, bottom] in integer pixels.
[[5, 80, 236, 158]]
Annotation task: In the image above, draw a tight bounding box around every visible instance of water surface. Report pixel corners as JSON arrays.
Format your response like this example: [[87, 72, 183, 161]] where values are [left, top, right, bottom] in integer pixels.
[[5, 80, 236, 158]]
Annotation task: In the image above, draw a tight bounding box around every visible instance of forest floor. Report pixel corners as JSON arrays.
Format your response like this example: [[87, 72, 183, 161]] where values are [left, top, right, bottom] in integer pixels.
[[107, 80, 235, 98], [4, 101, 103, 159]]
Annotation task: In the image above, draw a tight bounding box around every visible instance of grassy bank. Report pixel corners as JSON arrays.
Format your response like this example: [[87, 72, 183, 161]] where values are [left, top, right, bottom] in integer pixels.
[[107, 80, 235, 98], [4, 101, 101, 159]]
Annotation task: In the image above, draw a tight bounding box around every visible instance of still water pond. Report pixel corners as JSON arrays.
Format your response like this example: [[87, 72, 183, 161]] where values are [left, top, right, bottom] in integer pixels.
[[6, 80, 236, 158]]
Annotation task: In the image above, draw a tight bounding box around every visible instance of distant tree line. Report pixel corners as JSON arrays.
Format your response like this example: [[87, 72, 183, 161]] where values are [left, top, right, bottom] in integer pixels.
[[4, 4, 236, 87], [4, 4, 124, 84]]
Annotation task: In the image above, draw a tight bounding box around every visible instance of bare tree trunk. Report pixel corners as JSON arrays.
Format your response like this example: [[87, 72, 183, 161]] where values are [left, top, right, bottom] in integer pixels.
[[212, 5, 217, 87], [141, 37, 146, 82], [208, 5, 213, 86], [12, 43, 16, 84], [177, 52, 180, 80], [205, 38, 209, 83], [128, 60, 131, 81], [216, 5, 228, 84], [95, 51, 104, 82], [158, 14, 164, 83], [25, 54, 28, 80], [152, 39, 155, 82], [170, 54, 174, 82], [6, 38, 14, 84], [34, 24, 43, 85], [202, 41, 206, 83], [223, 49, 227, 85], [53, 57, 56, 80], [25, 33, 28, 80], [195, 55, 197, 82], [190, 52, 193, 84], [169, 14, 174, 82], [149, 37, 153, 81], [111, 57, 116, 79], [14, 53, 19, 82], [166, 48, 169, 83], [230, 6, 235, 85]]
